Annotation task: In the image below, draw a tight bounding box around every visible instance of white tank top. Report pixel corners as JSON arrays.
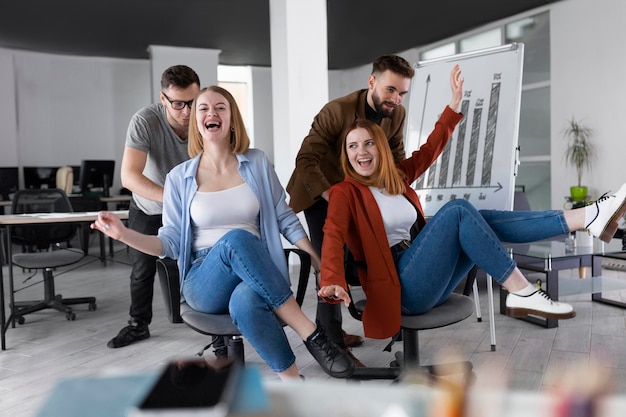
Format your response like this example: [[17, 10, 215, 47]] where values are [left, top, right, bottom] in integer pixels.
[[369, 187, 416, 247], [190, 183, 260, 251]]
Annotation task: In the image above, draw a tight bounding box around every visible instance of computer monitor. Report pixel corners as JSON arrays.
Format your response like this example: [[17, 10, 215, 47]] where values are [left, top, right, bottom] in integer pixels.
[[71, 165, 81, 193], [0, 167, 19, 200], [23, 166, 58, 190], [79, 160, 115, 197]]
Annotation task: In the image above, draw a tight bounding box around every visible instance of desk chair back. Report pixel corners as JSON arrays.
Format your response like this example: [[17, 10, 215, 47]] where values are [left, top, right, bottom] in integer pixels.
[[55, 166, 74, 195], [157, 248, 312, 363], [9, 188, 96, 323], [11, 188, 77, 250]]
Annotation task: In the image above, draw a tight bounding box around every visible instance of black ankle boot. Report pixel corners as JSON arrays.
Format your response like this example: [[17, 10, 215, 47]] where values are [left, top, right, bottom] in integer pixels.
[[304, 327, 355, 378]]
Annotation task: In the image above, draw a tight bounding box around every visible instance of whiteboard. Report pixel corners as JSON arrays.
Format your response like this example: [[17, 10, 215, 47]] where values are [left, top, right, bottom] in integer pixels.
[[406, 43, 524, 216]]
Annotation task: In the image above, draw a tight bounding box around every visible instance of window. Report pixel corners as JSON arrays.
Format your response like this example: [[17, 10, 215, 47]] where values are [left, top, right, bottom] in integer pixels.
[[459, 28, 502, 53], [420, 42, 455, 61], [217, 66, 254, 146]]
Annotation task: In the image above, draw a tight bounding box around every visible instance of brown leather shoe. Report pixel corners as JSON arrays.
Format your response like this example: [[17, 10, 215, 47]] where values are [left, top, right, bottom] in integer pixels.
[[344, 348, 365, 368], [342, 330, 364, 348]]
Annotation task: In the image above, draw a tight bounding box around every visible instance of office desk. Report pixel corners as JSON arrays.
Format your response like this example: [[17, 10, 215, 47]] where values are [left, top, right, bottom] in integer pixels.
[[2, 194, 131, 214], [0, 210, 128, 351], [502, 239, 626, 328]]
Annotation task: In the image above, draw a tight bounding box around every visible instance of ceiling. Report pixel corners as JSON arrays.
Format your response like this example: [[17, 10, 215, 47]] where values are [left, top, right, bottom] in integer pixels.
[[1, 1, 561, 70]]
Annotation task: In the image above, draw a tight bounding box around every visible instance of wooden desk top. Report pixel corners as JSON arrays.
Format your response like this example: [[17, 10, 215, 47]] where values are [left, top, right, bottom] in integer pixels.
[[0, 210, 128, 225]]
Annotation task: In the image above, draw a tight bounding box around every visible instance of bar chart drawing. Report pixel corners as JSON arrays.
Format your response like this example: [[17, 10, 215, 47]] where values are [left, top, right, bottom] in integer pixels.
[[406, 44, 524, 217]]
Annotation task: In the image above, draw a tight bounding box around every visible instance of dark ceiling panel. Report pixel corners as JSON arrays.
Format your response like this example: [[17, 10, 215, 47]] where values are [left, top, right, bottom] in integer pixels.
[[0, 0, 562, 69]]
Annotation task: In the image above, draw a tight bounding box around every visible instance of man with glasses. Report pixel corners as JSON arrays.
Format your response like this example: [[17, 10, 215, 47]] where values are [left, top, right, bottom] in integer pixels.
[[108, 65, 200, 349]]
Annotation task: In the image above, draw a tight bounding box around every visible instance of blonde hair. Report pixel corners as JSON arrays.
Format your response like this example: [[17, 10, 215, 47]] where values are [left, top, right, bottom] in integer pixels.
[[188, 86, 250, 157], [341, 119, 406, 195]]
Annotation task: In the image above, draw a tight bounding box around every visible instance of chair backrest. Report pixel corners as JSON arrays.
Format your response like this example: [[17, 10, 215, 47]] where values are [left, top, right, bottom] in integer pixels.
[[156, 257, 183, 324], [11, 188, 77, 249], [55, 166, 74, 195]]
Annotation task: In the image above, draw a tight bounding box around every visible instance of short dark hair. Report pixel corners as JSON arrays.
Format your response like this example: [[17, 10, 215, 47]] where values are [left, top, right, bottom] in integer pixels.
[[371, 55, 415, 79], [161, 65, 201, 90]]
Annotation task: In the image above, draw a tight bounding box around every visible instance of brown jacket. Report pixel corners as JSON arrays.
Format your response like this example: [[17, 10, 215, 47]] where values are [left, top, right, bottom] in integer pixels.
[[286, 89, 407, 213], [320, 106, 463, 339]]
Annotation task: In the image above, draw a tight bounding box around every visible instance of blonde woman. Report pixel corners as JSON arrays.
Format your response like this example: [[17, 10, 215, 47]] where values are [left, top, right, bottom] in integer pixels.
[[94, 86, 354, 380]]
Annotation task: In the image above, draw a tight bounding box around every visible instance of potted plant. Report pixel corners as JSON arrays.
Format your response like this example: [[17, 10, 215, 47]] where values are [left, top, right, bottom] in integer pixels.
[[563, 117, 595, 202]]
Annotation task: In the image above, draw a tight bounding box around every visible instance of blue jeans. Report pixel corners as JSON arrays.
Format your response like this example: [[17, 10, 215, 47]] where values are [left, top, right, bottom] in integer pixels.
[[182, 229, 295, 373], [397, 199, 569, 315]]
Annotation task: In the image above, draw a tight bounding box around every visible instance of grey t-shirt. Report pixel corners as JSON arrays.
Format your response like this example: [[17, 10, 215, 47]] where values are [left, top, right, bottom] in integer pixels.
[[125, 103, 189, 215]]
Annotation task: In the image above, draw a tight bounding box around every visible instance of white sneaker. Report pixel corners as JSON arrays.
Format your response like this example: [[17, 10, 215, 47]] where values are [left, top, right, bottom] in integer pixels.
[[506, 290, 575, 320], [586, 183, 626, 243]]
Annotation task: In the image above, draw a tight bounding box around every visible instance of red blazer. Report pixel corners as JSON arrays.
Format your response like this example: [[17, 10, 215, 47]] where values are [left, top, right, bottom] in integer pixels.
[[321, 106, 463, 339]]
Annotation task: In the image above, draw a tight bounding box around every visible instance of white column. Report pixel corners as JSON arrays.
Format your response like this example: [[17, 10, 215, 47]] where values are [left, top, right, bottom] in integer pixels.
[[147, 45, 221, 102], [0, 50, 18, 166], [269, 0, 328, 186]]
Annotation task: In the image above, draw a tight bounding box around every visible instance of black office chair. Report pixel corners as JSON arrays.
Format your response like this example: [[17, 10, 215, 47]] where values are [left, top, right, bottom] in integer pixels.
[[157, 248, 311, 364], [10, 189, 97, 323], [343, 254, 475, 383]]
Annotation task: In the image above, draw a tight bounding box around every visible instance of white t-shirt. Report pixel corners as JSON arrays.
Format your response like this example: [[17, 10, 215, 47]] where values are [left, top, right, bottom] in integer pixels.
[[125, 103, 189, 215]]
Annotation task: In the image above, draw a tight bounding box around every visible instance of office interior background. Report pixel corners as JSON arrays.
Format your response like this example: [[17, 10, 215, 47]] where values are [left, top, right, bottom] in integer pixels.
[[0, 0, 624, 211]]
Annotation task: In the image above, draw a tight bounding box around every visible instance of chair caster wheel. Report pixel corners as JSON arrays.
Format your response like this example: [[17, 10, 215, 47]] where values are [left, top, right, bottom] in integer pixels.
[[17, 316, 25, 325], [66, 312, 76, 321], [89, 302, 97, 311]]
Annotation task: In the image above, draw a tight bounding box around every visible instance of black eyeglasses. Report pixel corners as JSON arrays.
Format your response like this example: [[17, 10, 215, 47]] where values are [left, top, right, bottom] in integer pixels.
[[162, 91, 194, 110]]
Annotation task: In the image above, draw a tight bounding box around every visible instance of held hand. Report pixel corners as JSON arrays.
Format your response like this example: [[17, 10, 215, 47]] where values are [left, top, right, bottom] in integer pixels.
[[90, 211, 125, 241], [448, 64, 464, 113], [318, 285, 351, 307]]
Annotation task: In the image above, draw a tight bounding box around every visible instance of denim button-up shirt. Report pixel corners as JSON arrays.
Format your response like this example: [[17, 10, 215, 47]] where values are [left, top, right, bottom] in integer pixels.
[[157, 149, 308, 300]]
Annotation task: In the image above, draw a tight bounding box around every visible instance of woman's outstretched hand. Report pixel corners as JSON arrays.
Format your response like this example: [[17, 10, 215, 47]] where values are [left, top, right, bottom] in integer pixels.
[[318, 284, 351, 307], [449, 64, 464, 113], [90, 211, 125, 241]]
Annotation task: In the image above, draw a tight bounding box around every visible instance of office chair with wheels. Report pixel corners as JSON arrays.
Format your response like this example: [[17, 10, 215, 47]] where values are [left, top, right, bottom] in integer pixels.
[[157, 248, 312, 364], [342, 254, 475, 383], [10, 189, 97, 323]]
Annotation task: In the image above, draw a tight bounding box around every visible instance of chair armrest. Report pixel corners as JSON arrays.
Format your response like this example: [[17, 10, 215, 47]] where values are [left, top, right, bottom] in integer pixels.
[[156, 257, 183, 323], [283, 248, 311, 307]]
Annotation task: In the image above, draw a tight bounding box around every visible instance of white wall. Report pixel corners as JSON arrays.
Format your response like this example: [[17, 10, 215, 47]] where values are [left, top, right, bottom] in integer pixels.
[[0, 49, 149, 191], [0, 49, 18, 166], [550, 0, 626, 208]]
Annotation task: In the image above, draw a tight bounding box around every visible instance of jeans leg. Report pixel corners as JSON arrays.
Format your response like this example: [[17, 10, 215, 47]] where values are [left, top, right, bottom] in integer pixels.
[[229, 283, 295, 373], [127, 204, 162, 326], [397, 199, 516, 315], [182, 229, 296, 373], [305, 200, 345, 348], [182, 229, 293, 313], [479, 209, 569, 243]]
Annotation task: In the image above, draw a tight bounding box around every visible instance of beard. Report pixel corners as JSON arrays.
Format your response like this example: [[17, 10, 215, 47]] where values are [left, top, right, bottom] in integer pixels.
[[372, 91, 398, 118]]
